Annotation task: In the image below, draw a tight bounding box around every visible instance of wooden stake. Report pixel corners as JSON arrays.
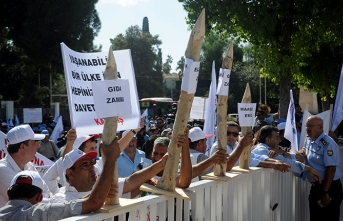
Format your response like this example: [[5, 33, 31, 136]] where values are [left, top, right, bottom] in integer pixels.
[[102, 47, 119, 205], [157, 9, 205, 191], [214, 42, 233, 176], [239, 83, 252, 169]]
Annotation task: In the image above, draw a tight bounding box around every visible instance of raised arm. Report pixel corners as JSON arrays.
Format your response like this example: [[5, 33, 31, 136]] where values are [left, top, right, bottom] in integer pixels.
[[176, 132, 192, 188], [81, 138, 120, 214]]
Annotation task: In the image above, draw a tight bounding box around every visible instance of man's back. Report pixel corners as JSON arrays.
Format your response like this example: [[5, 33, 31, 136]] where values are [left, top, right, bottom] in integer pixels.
[[0, 199, 83, 221]]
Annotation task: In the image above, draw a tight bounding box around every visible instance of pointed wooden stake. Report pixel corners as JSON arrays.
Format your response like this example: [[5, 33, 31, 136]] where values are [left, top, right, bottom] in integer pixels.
[[213, 42, 233, 176], [157, 9, 205, 191], [239, 83, 252, 169], [214, 42, 233, 176], [102, 47, 119, 205]]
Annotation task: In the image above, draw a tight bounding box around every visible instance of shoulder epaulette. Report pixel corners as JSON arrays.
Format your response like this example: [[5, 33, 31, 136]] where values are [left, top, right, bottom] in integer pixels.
[[320, 138, 328, 147]]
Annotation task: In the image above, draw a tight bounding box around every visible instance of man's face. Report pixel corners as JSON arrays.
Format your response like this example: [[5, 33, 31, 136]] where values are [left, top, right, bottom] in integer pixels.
[[83, 140, 98, 154], [67, 156, 96, 191], [266, 131, 280, 149], [306, 117, 323, 140], [227, 126, 239, 147], [199, 139, 207, 154], [151, 144, 168, 176], [151, 144, 167, 163], [25, 140, 40, 161], [156, 120, 164, 129], [125, 137, 137, 152]]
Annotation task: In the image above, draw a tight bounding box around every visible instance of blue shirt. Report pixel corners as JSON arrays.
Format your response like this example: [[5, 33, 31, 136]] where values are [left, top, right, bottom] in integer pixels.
[[117, 149, 146, 178], [304, 133, 342, 181], [209, 141, 238, 156], [252, 143, 305, 175], [250, 152, 269, 167]]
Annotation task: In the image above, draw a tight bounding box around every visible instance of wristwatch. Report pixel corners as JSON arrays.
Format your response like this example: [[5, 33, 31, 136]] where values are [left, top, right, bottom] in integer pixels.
[[130, 129, 137, 135]]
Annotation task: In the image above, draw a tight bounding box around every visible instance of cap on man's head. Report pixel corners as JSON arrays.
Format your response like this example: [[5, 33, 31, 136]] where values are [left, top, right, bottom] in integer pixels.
[[72, 134, 100, 149], [277, 122, 286, 131], [10, 171, 44, 191], [161, 128, 172, 137], [188, 127, 213, 142], [41, 130, 49, 135], [7, 125, 46, 145], [63, 149, 98, 171], [149, 124, 157, 130]]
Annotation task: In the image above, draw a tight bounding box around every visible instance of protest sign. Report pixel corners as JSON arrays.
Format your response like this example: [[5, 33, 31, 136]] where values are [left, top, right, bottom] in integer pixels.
[[190, 96, 207, 119], [23, 108, 42, 123], [61, 43, 140, 135], [92, 79, 132, 118], [238, 103, 256, 126]]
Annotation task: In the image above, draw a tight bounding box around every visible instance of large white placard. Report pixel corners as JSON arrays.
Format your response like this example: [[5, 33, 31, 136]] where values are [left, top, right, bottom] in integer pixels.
[[61, 43, 140, 135], [91, 79, 132, 118], [23, 108, 42, 123], [190, 97, 207, 119], [238, 103, 256, 126]]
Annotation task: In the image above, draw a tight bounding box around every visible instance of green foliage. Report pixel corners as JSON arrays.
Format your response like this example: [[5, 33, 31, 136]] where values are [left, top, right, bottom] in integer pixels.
[[178, 0, 343, 117], [110, 25, 164, 98], [0, 0, 101, 107], [142, 17, 150, 33], [162, 55, 173, 74], [176, 56, 185, 75]]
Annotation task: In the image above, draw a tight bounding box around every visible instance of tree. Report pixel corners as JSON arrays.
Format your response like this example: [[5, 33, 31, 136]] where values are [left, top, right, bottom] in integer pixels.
[[142, 17, 150, 33], [162, 55, 173, 74], [176, 56, 185, 76], [110, 25, 164, 98], [178, 0, 343, 117], [0, 0, 101, 107]]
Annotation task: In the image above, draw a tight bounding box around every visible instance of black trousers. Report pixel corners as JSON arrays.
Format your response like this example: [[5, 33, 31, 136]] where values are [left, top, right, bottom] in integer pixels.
[[309, 179, 343, 221]]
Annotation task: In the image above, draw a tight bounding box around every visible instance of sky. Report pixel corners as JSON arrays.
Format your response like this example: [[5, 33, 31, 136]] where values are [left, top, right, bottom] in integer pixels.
[[93, 0, 191, 71]]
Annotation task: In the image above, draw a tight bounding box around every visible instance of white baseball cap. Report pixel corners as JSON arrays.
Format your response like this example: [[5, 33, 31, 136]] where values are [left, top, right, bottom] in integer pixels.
[[188, 127, 213, 142], [10, 171, 44, 191], [7, 125, 46, 145], [72, 134, 100, 150], [63, 149, 98, 172], [277, 122, 286, 131]]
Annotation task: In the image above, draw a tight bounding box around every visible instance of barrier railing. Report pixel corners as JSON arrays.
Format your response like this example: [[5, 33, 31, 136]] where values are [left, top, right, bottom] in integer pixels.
[[60, 167, 317, 221]]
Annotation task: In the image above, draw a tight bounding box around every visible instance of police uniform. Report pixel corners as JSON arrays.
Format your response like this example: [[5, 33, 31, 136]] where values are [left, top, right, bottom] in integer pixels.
[[304, 132, 343, 221]]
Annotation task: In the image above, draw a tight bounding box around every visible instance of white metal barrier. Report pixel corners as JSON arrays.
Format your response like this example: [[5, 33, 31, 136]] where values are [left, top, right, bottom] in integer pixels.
[[60, 167, 319, 221]]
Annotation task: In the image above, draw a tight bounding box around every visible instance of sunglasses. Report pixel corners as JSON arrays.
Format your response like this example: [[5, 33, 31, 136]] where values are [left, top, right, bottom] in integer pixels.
[[227, 131, 239, 137]]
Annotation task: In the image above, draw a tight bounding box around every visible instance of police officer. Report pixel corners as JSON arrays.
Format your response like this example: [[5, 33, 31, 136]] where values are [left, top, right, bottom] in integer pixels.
[[298, 115, 342, 221]]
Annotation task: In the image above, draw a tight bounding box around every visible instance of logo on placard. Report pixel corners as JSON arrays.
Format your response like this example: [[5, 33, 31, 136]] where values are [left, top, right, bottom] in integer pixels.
[[94, 118, 125, 125]]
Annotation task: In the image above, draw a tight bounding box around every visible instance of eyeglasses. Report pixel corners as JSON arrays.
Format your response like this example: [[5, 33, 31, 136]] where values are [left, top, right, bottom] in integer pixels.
[[227, 131, 239, 137], [305, 124, 320, 128]]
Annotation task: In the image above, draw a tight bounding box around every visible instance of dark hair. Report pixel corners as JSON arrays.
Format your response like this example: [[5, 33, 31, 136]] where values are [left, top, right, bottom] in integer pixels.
[[7, 140, 29, 154], [258, 125, 278, 143], [227, 121, 241, 131], [189, 139, 201, 149], [142, 134, 161, 159], [79, 137, 97, 152], [8, 176, 42, 199], [65, 164, 76, 182]]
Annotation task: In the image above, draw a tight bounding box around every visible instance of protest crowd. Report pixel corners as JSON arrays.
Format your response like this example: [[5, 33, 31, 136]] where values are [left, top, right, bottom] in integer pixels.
[[0, 100, 342, 221], [0, 17, 343, 221]]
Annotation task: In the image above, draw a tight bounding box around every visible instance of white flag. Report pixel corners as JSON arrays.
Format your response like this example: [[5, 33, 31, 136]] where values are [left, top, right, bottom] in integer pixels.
[[15, 115, 20, 126], [204, 61, 217, 156], [331, 60, 343, 131], [50, 116, 64, 145], [284, 90, 298, 151], [141, 108, 149, 133], [299, 108, 311, 149]]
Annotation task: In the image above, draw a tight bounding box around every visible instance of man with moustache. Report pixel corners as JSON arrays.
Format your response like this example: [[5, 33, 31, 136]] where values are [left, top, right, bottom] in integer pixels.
[[298, 116, 342, 221]]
